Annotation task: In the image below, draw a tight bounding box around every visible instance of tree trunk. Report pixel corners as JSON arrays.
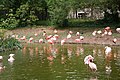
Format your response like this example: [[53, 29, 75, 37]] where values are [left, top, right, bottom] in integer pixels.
[[91, 6, 94, 19], [75, 10, 77, 19]]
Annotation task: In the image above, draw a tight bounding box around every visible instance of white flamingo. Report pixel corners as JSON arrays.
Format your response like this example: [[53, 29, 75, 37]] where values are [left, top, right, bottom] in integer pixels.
[[116, 28, 120, 33], [67, 34, 71, 39], [0, 56, 3, 62], [113, 38, 117, 44], [8, 54, 15, 62], [88, 59, 97, 71], [76, 32, 80, 36], [92, 31, 97, 36], [0, 56, 3, 60], [105, 46, 112, 55], [84, 55, 94, 65]]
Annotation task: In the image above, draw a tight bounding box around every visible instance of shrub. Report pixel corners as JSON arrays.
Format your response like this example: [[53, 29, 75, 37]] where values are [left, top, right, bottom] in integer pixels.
[[0, 29, 22, 52]]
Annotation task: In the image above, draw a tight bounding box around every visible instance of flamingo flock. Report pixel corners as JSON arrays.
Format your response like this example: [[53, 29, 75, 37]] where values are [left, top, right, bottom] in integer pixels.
[[9, 26, 119, 72], [11, 29, 86, 45], [11, 27, 119, 46], [92, 27, 119, 44]]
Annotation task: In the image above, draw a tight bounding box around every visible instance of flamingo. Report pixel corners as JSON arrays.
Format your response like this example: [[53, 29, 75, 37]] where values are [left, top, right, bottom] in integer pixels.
[[69, 31, 73, 34], [67, 33, 71, 39], [76, 32, 80, 36], [0, 56, 3, 62], [97, 30, 102, 34], [39, 38, 43, 43], [46, 35, 53, 40], [84, 55, 94, 65], [54, 29, 58, 34], [105, 46, 112, 55], [112, 38, 117, 44], [47, 39, 54, 45], [20, 36, 26, 40], [0, 56, 3, 60], [80, 36, 84, 40], [28, 37, 34, 43], [75, 39, 81, 42], [15, 35, 19, 40], [88, 59, 97, 71], [104, 30, 108, 35], [43, 31, 46, 37], [34, 33, 38, 36], [108, 30, 112, 36], [11, 34, 15, 38], [105, 27, 110, 31], [61, 39, 66, 45], [116, 28, 120, 33], [92, 31, 97, 36], [8, 54, 15, 62]]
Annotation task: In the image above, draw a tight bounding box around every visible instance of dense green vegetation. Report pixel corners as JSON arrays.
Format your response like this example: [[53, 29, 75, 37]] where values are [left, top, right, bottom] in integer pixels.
[[0, 29, 22, 52], [0, 0, 120, 29]]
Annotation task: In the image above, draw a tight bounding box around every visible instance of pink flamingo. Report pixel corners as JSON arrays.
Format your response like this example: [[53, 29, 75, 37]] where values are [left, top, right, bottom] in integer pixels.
[[47, 39, 54, 45], [46, 35, 53, 40], [105, 26, 110, 31], [84, 55, 94, 65], [75, 39, 81, 42], [61, 38, 66, 45]]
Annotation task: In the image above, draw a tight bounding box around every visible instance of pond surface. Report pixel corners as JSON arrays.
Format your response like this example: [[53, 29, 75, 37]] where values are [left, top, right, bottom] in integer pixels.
[[0, 43, 120, 80]]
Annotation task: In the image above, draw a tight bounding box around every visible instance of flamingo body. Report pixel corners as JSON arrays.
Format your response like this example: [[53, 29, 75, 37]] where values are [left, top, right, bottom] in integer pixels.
[[105, 46, 112, 55], [89, 61, 97, 71]]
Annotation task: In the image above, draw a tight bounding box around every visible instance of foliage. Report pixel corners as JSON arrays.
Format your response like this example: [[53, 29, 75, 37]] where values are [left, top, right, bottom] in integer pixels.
[[16, 3, 38, 27], [0, 37, 22, 51], [0, 9, 19, 29], [68, 19, 120, 28], [46, 0, 70, 27], [0, 0, 120, 28], [0, 29, 22, 51]]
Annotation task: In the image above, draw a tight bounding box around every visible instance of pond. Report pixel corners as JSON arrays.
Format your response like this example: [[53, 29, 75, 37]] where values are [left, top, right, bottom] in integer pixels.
[[0, 43, 120, 80]]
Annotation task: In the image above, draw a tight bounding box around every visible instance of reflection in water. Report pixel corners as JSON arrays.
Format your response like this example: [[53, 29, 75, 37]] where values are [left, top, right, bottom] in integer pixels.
[[93, 49, 97, 57], [11, 44, 120, 80], [29, 47, 34, 57], [35, 47, 38, 56], [22, 45, 27, 55], [105, 65, 112, 75], [67, 47, 72, 59], [89, 76, 98, 80], [0, 61, 5, 73]]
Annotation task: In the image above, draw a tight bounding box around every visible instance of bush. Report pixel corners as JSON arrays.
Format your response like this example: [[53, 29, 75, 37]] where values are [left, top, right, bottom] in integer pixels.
[[0, 9, 19, 29], [0, 29, 22, 52], [0, 37, 22, 52]]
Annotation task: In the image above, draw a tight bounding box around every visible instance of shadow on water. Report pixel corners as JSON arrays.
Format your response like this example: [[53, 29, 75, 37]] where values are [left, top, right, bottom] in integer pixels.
[[0, 43, 120, 80]]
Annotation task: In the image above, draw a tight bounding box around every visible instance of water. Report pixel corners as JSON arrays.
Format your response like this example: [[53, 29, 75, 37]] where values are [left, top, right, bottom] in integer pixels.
[[0, 43, 120, 80]]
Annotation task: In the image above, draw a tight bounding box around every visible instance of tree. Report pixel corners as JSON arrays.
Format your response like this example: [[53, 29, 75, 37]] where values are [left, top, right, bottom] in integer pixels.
[[46, 0, 70, 26], [102, 0, 120, 22]]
